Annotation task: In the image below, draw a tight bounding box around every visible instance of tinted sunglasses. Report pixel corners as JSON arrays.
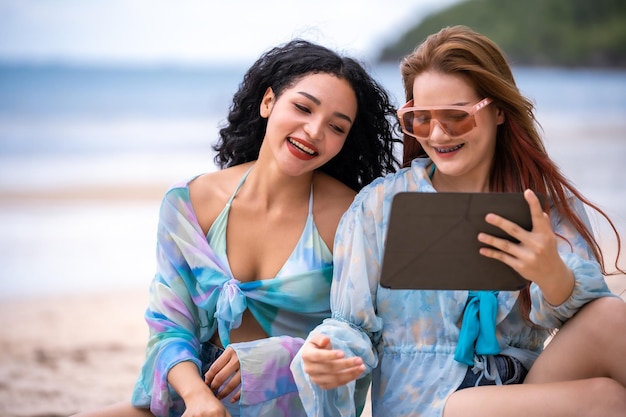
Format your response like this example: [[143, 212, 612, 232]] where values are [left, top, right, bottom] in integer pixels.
[[398, 98, 492, 139]]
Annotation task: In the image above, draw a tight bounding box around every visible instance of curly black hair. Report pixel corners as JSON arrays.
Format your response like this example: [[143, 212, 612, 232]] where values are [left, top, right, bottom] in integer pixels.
[[213, 39, 401, 191]]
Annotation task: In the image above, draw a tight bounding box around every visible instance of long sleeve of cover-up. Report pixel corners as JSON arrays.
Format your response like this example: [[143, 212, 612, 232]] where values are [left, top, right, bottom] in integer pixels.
[[291, 175, 395, 417], [130, 186, 220, 416], [529, 196, 616, 328], [132, 183, 332, 417], [292, 158, 617, 417]]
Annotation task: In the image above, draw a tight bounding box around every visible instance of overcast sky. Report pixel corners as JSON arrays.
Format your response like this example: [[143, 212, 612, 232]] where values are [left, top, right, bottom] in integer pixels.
[[0, 0, 462, 65]]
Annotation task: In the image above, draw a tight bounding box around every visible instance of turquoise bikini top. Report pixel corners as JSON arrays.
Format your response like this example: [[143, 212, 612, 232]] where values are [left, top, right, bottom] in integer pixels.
[[207, 166, 332, 279]]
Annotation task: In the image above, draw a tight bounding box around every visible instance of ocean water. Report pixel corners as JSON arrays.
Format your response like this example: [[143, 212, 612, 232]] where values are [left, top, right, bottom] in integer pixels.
[[0, 63, 625, 299]]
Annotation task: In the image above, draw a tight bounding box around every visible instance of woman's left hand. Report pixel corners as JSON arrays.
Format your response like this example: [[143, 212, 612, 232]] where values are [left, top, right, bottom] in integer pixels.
[[205, 347, 242, 403], [478, 189, 574, 304]]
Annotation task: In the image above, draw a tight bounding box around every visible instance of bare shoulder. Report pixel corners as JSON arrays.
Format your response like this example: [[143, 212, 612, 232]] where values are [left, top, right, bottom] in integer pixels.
[[313, 173, 356, 212], [188, 163, 252, 234], [312, 172, 358, 249]]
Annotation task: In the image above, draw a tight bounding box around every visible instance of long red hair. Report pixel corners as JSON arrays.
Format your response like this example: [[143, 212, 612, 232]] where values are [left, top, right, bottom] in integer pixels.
[[400, 25, 623, 319]]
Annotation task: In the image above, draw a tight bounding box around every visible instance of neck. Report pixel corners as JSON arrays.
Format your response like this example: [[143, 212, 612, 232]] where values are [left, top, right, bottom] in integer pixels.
[[431, 168, 490, 193], [240, 164, 314, 210]]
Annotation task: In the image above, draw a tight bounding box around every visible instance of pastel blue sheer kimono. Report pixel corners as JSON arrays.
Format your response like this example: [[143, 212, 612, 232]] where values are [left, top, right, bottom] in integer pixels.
[[131, 179, 333, 417], [291, 158, 616, 417]]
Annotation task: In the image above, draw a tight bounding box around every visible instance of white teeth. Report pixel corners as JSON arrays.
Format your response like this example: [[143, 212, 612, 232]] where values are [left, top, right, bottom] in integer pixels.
[[288, 138, 316, 155], [435, 144, 463, 153]]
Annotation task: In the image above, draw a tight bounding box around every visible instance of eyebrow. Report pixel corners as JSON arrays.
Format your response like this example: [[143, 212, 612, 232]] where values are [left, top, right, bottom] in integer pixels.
[[297, 91, 353, 124]]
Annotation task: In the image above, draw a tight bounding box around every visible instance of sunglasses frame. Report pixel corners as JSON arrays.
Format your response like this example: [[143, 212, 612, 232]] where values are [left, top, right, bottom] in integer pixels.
[[397, 98, 493, 139]]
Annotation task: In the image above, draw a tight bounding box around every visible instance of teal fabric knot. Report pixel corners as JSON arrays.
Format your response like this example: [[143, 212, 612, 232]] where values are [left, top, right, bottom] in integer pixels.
[[215, 278, 247, 347], [454, 290, 500, 366]]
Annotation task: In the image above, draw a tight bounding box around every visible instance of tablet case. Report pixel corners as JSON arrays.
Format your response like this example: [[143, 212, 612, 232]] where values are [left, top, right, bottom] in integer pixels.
[[380, 192, 539, 291]]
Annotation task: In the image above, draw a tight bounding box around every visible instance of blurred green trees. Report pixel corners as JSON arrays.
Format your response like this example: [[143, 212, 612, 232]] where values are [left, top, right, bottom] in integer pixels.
[[378, 0, 626, 67]]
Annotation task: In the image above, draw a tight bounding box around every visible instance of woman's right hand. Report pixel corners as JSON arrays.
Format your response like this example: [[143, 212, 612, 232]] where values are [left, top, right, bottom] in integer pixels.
[[204, 347, 242, 402], [301, 333, 365, 389]]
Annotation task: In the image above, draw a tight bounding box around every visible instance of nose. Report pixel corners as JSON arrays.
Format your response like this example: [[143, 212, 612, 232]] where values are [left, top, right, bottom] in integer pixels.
[[304, 117, 324, 141], [429, 119, 450, 140]]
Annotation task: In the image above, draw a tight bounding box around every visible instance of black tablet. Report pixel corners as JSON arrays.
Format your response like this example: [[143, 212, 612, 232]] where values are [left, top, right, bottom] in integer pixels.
[[380, 192, 541, 291]]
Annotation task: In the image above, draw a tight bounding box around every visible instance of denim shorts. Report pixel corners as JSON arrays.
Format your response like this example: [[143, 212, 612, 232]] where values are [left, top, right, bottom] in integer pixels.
[[457, 355, 528, 390], [200, 341, 225, 375]]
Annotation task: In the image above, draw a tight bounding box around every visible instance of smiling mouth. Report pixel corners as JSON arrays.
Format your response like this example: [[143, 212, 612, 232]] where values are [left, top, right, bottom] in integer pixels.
[[434, 144, 464, 153], [288, 138, 318, 156]]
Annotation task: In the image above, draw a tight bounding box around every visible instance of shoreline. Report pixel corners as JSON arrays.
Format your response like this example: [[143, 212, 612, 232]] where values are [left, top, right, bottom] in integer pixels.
[[0, 183, 170, 203]]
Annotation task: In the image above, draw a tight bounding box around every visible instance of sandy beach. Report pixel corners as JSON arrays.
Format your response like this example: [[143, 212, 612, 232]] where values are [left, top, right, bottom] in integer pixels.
[[0, 183, 624, 417], [0, 275, 624, 417], [0, 289, 149, 417]]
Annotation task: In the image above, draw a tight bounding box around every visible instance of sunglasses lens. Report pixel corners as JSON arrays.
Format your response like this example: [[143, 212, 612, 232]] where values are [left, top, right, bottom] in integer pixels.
[[401, 109, 474, 138], [401, 111, 428, 138], [400, 111, 422, 137], [437, 109, 473, 137]]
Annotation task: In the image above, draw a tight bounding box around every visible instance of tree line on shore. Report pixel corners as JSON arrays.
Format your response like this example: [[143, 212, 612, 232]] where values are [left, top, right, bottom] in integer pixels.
[[378, 0, 626, 68]]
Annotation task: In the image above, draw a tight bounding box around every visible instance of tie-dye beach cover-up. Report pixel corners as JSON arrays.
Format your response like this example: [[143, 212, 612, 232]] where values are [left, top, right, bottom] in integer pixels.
[[131, 181, 333, 417], [291, 158, 616, 417]]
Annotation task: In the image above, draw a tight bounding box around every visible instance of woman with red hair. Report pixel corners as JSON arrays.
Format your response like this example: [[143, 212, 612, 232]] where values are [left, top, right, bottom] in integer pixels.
[[294, 25, 626, 417]]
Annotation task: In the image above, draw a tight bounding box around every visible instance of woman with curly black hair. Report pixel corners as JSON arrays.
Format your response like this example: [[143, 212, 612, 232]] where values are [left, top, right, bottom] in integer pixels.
[[72, 39, 400, 417], [213, 39, 399, 191]]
